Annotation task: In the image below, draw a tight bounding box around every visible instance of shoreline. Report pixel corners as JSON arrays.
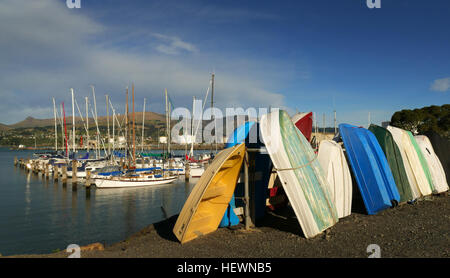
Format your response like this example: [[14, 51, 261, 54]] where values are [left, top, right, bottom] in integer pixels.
[[4, 193, 449, 258]]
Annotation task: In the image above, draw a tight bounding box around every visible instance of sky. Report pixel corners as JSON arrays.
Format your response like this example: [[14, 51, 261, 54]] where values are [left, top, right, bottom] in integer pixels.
[[0, 0, 449, 127]]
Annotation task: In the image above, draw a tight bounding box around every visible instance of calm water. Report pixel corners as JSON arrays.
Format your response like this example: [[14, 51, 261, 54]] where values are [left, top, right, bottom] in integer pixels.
[[0, 148, 205, 256]]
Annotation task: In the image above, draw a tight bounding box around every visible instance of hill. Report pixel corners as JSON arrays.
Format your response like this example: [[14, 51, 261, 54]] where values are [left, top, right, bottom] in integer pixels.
[[2, 112, 167, 130], [0, 123, 11, 131]]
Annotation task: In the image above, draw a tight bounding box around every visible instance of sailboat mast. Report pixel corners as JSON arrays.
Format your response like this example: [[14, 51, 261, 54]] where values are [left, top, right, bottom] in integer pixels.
[[211, 73, 217, 153], [71, 88, 76, 155], [165, 88, 170, 156], [132, 83, 136, 167], [53, 97, 57, 151], [85, 97, 89, 152], [60, 104, 64, 153], [106, 94, 110, 156], [189, 96, 196, 158], [109, 98, 115, 159], [91, 86, 99, 158], [141, 98, 146, 152], [334, 110, 337, 135], [322, 113, 325, 134], [63, 102, 69, 156], [125, 87, 129, 166]]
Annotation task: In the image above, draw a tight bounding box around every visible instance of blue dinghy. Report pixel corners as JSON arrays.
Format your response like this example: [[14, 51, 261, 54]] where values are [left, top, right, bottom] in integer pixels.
[[339, 124, 400, 214]]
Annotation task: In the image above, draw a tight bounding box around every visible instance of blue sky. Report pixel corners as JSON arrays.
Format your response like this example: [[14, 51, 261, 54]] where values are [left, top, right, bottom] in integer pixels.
[[0, 0, 448, 126]]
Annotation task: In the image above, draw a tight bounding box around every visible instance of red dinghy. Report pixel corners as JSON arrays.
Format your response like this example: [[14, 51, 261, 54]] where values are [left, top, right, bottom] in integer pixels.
[[292, 112, 313, 142]]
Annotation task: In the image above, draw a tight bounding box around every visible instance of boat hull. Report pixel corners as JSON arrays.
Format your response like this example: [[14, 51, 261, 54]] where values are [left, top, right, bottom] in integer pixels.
[[369, 124, 414, 203], [173, 143, 246, 243], [387, 126, 432, 197], [415, 135, 449, 193], [317, 140, 352, 218], [291, 112, 313, 142], [261, 110, 338, 238], [339, 124, 399, 214], [94, 176, 177, 188], [423, 131, 450, 185]]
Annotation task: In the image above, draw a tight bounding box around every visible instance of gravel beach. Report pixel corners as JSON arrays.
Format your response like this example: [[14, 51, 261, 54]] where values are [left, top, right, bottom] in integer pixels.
[[6, 193, 449, 258]]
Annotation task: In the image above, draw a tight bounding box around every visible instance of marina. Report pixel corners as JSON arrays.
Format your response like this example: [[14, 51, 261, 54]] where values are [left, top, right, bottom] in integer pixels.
[[1, 148, 206, 256], [0, 0, 449, 261]]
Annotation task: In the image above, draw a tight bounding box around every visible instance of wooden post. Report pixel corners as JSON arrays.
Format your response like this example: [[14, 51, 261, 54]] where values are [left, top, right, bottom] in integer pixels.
[[32, 161, 36, 174], [54, 165, 59, 181], [244, 150, 253, 230], [72, 160, 78, 186], [45, 163, 49, 179], [14, 156, 18, 166], [62, 165, 67, 185], [185, 162, 190, 181], [85, 170, 91, 188], [169, 159, 173, 176]]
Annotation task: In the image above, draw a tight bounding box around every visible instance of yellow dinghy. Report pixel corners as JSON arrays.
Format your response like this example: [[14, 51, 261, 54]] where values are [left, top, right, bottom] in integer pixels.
[[173, 143, 246, 243]]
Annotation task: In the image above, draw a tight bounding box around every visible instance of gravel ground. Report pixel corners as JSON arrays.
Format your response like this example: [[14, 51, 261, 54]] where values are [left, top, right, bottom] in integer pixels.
[[5, 194, 449, 258]]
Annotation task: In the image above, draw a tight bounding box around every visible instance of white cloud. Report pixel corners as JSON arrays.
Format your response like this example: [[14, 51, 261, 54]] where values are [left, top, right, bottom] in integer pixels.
[[152, 33, 198, 55], [430, 77, 450, 92], [0, 0, 292, 124]]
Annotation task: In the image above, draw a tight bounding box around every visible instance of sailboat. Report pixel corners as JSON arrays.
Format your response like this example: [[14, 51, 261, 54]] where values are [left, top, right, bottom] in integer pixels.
[[94, 84, 178, 188], [184, 74, 219, 178]]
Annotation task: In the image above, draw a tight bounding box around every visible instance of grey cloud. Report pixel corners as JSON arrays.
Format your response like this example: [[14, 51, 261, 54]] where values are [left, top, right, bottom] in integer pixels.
[[430, 77, 450, 92], [0, 0, 289, 124]]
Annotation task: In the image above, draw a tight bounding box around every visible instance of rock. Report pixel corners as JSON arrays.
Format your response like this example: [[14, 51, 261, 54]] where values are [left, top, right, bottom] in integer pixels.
[[80, 242, 104, 252]]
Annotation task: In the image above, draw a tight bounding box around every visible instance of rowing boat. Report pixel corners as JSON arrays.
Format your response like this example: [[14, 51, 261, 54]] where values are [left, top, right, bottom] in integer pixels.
[[173, 143, 245, 243], [261, 110, 338, 238]]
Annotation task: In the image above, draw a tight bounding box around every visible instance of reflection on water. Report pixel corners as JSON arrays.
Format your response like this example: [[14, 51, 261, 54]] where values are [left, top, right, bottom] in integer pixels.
[[0, 148, 199, 256]]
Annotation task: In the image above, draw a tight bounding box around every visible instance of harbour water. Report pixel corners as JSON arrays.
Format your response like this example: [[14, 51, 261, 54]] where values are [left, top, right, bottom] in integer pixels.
[[0, 147, 208, 256]]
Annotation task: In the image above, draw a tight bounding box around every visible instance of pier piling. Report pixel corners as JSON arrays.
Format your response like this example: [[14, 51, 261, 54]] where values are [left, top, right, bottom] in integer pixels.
[[44, 163, 49, 179], [85, 170, 91, 188], [53, 165, 59, 181], [72, 160, 78, 186], [185, 162, 190, 181], [62, 165, 67, 185]]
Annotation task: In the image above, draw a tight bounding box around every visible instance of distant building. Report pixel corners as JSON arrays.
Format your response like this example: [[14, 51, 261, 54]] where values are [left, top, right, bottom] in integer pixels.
[[159, 136, 167, 144]]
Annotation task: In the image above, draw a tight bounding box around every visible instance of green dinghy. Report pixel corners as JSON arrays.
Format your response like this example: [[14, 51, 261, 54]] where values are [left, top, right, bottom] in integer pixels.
[[369, 124, 413, 202]]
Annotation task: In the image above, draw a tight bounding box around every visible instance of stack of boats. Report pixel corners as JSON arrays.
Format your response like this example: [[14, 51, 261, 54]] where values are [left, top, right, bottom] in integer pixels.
[[173, 109, 449, 243]]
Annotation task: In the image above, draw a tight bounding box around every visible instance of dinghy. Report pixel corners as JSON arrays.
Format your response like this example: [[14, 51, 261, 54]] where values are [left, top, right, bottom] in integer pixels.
[[387, 126, 432, 197], [408, 132, 435, 192], [369, 124, 414, 203], [291, 112, 313, 142], [173, 143, 245, 243], [339, 124, 399, 214], [423, 131, 450, 185], [317, 140, 352, 218], [220, 121, 256, 227], [414, 135, 449, 193], [260, 110, 337, 238]]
